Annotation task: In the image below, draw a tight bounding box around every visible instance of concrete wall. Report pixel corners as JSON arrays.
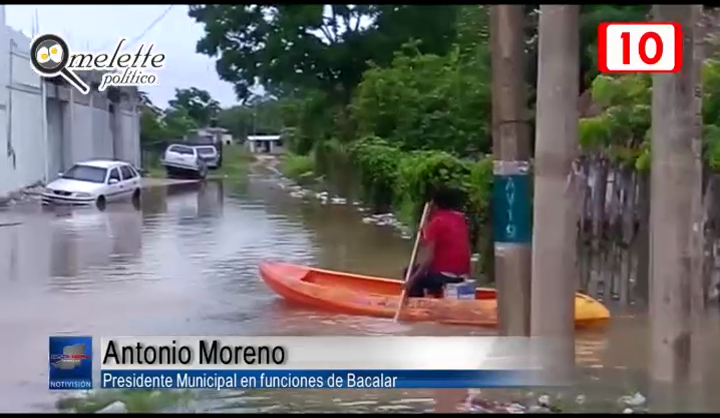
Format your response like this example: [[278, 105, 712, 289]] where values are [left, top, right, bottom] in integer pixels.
[[0, 9, 141, 198]]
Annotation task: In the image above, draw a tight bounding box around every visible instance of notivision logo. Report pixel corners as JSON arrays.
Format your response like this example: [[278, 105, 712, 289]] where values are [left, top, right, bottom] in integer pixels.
[[31, 33, 165, 94]]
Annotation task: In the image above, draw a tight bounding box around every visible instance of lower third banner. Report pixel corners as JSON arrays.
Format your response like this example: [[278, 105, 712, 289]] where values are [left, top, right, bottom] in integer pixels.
[[101, 369, 550, 390]]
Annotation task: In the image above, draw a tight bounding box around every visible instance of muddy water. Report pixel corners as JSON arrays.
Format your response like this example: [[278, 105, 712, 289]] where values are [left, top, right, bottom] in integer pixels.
[[1, 175, 719, 412]]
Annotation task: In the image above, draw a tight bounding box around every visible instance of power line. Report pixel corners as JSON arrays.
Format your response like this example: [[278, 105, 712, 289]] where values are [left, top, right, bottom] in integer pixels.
[[94, 5, 174, 52], [122, 5, 174, 51]]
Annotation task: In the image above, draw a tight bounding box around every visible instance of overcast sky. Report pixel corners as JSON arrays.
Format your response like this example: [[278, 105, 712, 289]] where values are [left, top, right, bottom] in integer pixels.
[[6, 5, 240, 109]]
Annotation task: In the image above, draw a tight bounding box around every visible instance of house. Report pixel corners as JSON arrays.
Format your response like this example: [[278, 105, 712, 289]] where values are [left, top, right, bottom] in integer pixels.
[[187, 127, 229, 145], [246, 135, 285, 154], [0, 9, 141, 198]]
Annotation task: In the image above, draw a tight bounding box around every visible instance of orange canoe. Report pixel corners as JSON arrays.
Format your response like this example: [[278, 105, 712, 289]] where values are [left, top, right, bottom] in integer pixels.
[[259, 261, 610, 328]]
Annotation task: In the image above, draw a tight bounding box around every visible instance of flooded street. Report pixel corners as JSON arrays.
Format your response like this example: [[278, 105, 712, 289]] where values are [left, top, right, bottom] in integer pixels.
[[2, 173, 720, 412]]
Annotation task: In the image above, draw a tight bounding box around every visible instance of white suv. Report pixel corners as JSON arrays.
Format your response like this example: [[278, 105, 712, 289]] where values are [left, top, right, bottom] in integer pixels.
[[193, 145, 220, 169], [162, 144, 208, 179]]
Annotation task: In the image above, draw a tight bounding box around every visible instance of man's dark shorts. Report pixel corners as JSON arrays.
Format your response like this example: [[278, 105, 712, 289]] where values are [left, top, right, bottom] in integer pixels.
[[403, 265, 464, 298]]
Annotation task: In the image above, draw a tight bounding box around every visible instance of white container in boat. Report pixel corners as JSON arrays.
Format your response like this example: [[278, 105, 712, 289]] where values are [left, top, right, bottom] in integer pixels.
[[445, 279, 476, 300]]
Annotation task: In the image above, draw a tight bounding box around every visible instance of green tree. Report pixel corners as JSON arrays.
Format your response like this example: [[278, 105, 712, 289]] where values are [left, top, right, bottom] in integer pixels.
[[188, 5, 460, 102], [140, 109, 166, 147], [163, 107, 199, 139], [579, 60, 720, 170], [168, 87, 221, 127], [217, 96, 288, 141], [351, 7, 492, 157]]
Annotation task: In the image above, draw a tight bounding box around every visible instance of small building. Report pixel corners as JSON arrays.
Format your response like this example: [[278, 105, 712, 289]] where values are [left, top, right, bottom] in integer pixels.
[[187, 127, 229, 146], [247, 135, 285, 154]]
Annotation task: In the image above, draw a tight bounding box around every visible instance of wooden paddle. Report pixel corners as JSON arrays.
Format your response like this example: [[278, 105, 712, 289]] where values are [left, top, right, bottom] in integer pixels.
[[393, 202, 432, 322]]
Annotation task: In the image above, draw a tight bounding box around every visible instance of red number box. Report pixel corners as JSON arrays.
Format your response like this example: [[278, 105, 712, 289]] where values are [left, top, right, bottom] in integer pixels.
[[598, 22, 683, 73]]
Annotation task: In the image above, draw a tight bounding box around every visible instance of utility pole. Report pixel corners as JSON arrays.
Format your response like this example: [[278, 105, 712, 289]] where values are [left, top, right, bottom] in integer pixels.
[[530, 5, 580, 375], [650, 4, 705, 393], [490, 5, 532, 337]]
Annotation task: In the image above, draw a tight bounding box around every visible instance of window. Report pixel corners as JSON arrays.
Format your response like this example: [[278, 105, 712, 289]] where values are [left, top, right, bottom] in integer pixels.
[[120, 165, 135, 180], [168, 145, 194, 155], [62, 165, 108, 183], [196, 146, 216, 156], [108, 168, 121, 183]]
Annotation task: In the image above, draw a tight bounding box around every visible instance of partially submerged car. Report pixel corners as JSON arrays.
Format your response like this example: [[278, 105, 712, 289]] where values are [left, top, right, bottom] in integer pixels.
[[41, 160, 142, 210], [161, 144, 208, 179], [192, 145, 220, 169]]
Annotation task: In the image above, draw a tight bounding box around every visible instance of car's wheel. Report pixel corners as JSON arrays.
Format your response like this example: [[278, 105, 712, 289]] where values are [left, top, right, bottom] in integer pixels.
[[96, 195, 107, 211], [198, 166, 208, 180], [131, 189, 141, 209], [196, 161, 208, 180]]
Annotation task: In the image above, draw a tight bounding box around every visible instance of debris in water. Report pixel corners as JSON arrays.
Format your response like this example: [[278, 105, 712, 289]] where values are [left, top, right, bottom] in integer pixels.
[[330, 197, 346, 205], [528, 405, 551, 413], [623, 408, 634, 414], [506, 403, 527, 414], [96, 401, 127, 414], [619, 392, 645, 407], [575, 394, 585, 405], [361, 217, 377, 224]]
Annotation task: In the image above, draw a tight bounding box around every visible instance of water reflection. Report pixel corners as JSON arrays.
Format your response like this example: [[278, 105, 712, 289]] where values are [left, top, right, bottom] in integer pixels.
[[1, 175, 720, 412]]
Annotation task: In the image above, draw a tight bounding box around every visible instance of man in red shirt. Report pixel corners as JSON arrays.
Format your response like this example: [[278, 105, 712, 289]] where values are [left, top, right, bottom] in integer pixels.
[[404, 187, 472, 298]]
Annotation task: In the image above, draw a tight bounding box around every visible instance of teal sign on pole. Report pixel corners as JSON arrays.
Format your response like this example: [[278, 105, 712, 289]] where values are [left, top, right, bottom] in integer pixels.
[[492, 161, 532, 244]]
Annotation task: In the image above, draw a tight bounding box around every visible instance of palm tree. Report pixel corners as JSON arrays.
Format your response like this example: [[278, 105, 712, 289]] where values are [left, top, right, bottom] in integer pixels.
[[530, 5, 580, 374]]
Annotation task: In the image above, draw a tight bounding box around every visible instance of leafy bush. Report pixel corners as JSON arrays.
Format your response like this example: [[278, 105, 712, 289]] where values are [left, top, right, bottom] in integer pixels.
[[346, 135, 493, 257], [347, 136, 403, 210], [281, 153, 316, 180], [351, 42, 492, 157], [580, 61, 720, 170]]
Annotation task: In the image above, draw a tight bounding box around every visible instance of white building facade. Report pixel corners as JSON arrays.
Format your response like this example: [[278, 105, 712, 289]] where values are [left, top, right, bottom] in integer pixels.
[[0, 7, 141, 199]]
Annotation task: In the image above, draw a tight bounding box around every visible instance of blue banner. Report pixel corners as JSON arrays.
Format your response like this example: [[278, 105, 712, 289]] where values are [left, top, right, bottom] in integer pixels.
[[101, 369, 544, 390]]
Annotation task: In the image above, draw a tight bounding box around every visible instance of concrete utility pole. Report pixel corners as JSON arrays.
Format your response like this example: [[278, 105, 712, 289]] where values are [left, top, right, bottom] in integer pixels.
[[490, 5, 532, 337], [530, 5, 580, 374], [650, 5, 705, 389]]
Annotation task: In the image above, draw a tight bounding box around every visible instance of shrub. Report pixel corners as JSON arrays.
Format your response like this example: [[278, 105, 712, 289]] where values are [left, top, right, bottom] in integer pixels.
[[281, 153, 315, 180]]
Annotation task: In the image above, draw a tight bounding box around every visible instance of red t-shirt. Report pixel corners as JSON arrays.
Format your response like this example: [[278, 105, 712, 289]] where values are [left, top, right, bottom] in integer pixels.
[[422, 209, 471, 275]]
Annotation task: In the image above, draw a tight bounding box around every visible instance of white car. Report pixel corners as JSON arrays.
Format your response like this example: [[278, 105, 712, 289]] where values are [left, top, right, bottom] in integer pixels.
[[193, 145, 220, 169], [162, 144, 208, 179], [41, 160, 142, 210]]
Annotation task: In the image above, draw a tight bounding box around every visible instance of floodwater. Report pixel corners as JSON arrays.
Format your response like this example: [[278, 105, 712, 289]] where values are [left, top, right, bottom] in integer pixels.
[[1, 174, 720, 413]]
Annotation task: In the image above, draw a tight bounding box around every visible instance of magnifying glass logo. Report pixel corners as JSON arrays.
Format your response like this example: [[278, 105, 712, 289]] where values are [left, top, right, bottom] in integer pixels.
[[30, 34, 90, 95]]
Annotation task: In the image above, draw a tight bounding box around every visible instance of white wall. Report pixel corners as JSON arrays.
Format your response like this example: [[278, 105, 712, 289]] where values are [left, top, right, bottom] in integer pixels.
[[9, 32, 45, 192], [117, 108, 140, 167], [0, 6, 11, 196]]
